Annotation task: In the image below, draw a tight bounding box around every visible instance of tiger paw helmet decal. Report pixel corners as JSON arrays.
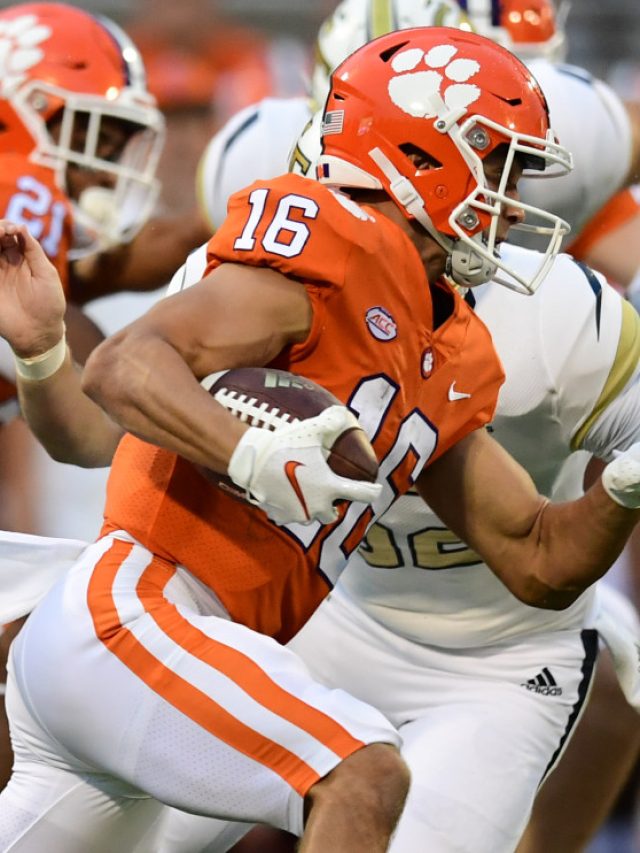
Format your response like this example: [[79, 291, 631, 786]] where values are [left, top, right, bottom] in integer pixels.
[[388, 43, 481, 117], [0, 14, 51, 96]]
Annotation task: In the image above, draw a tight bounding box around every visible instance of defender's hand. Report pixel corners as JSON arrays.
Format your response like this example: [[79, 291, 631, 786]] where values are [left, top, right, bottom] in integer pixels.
[[602, 442, 640, 509]]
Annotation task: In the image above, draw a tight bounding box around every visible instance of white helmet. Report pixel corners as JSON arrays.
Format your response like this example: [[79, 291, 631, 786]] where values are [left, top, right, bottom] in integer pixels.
[[311, 0, 473, 109]]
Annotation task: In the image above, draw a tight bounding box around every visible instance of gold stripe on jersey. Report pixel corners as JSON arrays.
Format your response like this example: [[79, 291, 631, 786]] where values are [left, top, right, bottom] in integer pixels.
[[289, 118, 313, 176], [572, 299, 640, 450], [434, 2, 473, 27], [369, 0, 396, 38]]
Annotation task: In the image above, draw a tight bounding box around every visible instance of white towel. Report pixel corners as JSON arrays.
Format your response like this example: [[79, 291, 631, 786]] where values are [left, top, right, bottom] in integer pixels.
[[0, 530, 88, 624]]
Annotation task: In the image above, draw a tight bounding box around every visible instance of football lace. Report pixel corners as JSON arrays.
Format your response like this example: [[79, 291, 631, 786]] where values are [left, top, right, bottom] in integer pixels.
[[213, 388, 301, 431]]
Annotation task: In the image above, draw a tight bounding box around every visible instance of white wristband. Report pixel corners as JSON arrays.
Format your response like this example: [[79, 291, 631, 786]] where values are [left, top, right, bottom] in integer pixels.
[[14, 333, 68, 381]]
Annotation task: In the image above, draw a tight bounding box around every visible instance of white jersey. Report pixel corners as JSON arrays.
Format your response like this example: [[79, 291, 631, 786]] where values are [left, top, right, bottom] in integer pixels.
[[518, 60, 632, 246], [341, 244, 640, 647], [196, 96, 311, 231]]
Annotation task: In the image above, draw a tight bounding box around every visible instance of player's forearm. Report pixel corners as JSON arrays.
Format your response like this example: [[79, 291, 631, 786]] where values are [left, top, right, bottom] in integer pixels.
[[69, 210, 212, 304], [419, 431, 640, 610], [18, 353, 122, 467], [518, 479, 640, 608], [82, 330, 247, 472]]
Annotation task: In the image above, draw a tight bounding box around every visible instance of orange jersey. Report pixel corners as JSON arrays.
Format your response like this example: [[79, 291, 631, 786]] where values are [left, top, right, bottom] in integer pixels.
[[103, 175, 504, 641], [0, 154, 73, 289], [0, 154, 74, 412], [568, 187, 640, 262]]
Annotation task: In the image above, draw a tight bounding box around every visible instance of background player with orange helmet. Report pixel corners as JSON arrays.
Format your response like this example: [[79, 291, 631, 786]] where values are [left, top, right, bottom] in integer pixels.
[[0, 0, 165, 791], [0, 0, 217, 794], [0, 2, 214, 451], [5, 24, 637, 852], [0, 2, 159, 432]]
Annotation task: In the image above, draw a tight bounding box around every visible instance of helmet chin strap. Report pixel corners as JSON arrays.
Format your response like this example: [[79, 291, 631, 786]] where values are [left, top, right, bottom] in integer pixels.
[[368, 147, 495, 287]]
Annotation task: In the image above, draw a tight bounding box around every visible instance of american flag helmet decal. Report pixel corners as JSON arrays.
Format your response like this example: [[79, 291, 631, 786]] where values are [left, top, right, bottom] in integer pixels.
[[322, 110, 345, 135]]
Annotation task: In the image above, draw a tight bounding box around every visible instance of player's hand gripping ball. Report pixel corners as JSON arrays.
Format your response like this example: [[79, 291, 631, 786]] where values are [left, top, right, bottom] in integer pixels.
[[201, 367, 380, 524]]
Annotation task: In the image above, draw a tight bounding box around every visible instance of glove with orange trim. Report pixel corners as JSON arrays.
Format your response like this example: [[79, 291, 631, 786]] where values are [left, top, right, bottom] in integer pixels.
[[227, 405, 382, 525]]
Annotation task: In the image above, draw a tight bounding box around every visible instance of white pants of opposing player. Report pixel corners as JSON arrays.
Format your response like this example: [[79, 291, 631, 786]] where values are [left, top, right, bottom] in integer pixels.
[[290, 585, 599, 853], [0, 534, 400, 852]]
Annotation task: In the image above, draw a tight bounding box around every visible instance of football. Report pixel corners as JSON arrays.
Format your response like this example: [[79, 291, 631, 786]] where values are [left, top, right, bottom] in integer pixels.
[[199, 368, 379, 492]]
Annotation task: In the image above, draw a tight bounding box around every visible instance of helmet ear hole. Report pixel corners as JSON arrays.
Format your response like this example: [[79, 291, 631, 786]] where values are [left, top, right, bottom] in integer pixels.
[[379, 41, 410, 63], [399, 144, 442, 172]]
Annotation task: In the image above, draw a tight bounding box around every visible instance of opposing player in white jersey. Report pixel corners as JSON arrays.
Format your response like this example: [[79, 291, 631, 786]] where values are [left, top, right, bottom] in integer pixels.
[[457, 0, 640, 305], [286, 248, 640, 853], [456, 3, 640, 847]]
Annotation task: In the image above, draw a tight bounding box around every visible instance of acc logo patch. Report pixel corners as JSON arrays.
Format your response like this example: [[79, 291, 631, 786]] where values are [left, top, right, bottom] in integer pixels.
[[365, 306, 397, 341]]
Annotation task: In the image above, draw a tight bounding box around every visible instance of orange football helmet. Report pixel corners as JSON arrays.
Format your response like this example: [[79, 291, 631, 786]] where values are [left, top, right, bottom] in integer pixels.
[[311, 0, 474, 109], [0, 3, 165, 255], [457, 0, 568, 60], [316, 26, 572, 293]]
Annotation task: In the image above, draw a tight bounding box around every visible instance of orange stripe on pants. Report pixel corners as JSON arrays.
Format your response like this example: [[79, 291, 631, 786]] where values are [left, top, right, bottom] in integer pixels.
[[87, 539, 362, 796]]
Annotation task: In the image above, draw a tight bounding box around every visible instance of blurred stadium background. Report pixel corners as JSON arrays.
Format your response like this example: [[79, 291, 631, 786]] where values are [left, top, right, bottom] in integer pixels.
[[0, 0, 638, 74]]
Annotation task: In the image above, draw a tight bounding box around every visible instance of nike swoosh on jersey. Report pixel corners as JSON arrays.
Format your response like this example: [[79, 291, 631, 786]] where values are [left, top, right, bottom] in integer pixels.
[[448, 382, 472, 402], [284, 460, 310, 521]]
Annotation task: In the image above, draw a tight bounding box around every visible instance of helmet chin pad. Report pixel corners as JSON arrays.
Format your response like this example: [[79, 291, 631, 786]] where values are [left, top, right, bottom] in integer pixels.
[[449, 237, 498, 288]]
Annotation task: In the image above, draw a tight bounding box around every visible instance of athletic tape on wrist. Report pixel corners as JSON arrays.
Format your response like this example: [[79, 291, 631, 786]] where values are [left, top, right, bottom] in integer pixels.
[[14, 333, 68, 381], [601, 455, 640, 509]]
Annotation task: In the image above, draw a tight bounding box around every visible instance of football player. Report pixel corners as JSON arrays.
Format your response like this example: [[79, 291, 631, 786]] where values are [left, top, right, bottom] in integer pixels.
[[149, 1, 640, 850], [0, 0, 213, 791], [0, 0, 165, 790], [0, 1, 214, 457], [4, 26, 635, 853], [195, 2, 640, 850]]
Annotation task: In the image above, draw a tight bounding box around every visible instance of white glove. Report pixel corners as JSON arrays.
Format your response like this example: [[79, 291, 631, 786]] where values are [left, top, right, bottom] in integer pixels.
[[227, 405, 382, 525], [602, 442, 640, 508]]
